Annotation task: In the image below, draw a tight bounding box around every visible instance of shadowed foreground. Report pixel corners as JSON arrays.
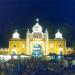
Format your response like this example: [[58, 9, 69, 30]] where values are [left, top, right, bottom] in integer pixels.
[[0, 57, 75, 75]]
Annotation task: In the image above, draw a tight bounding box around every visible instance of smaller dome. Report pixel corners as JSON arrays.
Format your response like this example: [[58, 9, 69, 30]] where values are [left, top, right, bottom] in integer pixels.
[[13, 30, 20, 39], [32, 19, 42, 33], [55, 29, 63, 39]]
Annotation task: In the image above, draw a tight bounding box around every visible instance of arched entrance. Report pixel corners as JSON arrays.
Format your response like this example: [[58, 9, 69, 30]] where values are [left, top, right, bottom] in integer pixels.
[[32, 44, 43, 58]]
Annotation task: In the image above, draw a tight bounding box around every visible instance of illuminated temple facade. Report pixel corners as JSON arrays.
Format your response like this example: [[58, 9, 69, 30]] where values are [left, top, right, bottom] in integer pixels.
[[0, 19, 73, 55]]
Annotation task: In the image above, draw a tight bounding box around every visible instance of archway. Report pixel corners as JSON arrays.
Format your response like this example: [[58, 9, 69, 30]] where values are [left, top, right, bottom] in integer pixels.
[[32, 44, 43, 58]]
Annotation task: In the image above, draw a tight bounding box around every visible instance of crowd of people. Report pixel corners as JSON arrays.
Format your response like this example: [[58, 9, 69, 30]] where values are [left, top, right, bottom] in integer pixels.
[[0, 57, 74, 75]]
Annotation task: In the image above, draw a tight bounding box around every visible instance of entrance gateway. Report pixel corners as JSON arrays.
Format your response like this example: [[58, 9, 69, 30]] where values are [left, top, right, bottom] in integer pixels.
[[32, 44, 43, 58]]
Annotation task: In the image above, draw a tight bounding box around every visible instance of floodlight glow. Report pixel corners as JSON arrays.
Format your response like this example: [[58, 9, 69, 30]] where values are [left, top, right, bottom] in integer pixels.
[[58, 55, 61, 59], [20, 55, 25, 59], [50, 44, 54, 48], [59, 47, 63, 52], [13, 55, 18, 59], [4, 55, 11, 61], [0, 55, 11, 61], [22, 44, 25, 48], [12, 48, 17, 51]]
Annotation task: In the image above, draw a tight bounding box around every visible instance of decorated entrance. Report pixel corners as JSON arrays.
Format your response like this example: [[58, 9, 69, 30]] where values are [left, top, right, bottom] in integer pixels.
[[32, 44, 43, 58]]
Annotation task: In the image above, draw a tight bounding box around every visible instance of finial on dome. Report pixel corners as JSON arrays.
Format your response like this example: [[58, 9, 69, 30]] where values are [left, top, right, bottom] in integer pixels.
[[36, 18, 39, 23]]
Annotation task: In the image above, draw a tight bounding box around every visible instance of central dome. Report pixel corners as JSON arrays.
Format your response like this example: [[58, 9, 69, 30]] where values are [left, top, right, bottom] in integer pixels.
[[32, 19, 42, 33]]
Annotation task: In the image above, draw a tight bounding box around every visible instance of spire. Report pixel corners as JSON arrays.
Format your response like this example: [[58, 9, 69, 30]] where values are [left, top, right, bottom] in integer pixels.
[[27, 29, 30, 38]]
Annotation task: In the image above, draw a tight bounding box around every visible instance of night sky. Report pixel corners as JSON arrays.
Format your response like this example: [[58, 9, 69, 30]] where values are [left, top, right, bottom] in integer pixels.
[[0, 0, 75, 47]]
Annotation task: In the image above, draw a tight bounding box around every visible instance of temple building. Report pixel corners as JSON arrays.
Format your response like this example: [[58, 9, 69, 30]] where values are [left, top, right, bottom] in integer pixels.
[[0, 19, 73, 55]]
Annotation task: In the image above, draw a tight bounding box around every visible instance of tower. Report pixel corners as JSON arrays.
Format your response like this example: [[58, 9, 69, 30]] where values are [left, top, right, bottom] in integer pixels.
[[54, 29, 66, 54], [26, 29, 30, 55], [9, 30, 26, 55], [9, 30, 20, 54], [26, 19, 47, 55], [45, 28, 49, 55]]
